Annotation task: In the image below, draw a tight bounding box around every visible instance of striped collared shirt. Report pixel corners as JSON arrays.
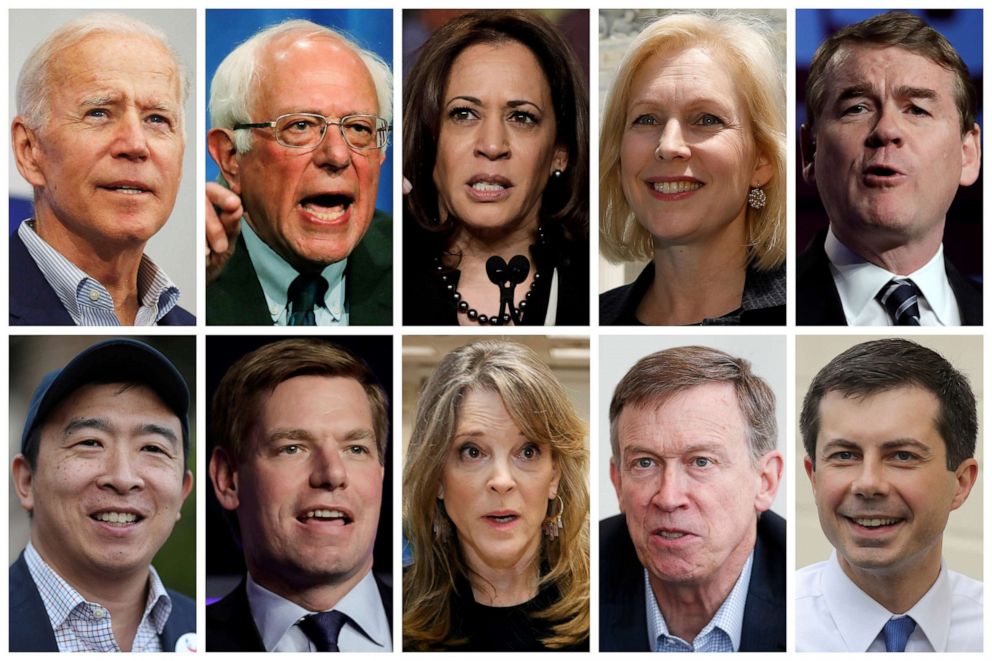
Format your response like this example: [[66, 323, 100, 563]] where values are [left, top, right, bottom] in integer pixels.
[[18, 220, 181, 325], [24, 542, 172, 652]]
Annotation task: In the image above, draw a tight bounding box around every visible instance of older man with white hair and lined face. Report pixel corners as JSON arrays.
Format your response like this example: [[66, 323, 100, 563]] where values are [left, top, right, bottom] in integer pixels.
[[205, 17, 393, 326], [10, 12, 194, 326]]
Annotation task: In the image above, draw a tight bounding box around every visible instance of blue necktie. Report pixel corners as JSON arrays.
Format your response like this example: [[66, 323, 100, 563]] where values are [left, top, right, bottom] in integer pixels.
[[287, 273, 328, 326], [298, 610, 348, 652], [882, 615, 916, 652], [876, 278, 922, 326]]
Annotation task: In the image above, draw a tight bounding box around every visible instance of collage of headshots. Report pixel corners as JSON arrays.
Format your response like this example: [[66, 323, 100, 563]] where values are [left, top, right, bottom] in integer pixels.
[[4, 5, 985, 656]]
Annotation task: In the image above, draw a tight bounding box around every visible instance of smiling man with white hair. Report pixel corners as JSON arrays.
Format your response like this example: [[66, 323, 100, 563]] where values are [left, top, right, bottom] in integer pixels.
[[10, 12, 194, 326]]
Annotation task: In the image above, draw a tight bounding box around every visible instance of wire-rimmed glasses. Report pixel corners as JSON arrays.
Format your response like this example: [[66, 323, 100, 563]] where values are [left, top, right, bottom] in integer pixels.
[[234, 113, 391, 151]]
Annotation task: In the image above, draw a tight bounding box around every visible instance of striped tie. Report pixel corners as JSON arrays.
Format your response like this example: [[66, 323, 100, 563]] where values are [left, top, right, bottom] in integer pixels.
[[876, 278, 922, 326]]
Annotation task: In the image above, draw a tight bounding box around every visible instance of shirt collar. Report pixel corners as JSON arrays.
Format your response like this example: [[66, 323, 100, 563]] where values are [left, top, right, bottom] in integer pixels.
[[824, 228, 957, 324], [246, 570, 388, 651], [822, 550, 950, 652], [241, 219, 347, 323], [645, 550, 753, 651], [18, 220, 181, 325], [24, 541, 173, 638]]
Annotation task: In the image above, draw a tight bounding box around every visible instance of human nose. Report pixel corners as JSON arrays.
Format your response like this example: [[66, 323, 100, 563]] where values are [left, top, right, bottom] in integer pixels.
[[474, 115, 510, 160], [487, 455, 516, 494], [309, 446, 348, 490], [312, 121, 352, 172], [97, 446, 145, 493], [110, 110, 150, 161], [650, 463, 690, 512], [851, 457, 889, 498], [866, 104, 904, 148], [655, 119, 691, 161]]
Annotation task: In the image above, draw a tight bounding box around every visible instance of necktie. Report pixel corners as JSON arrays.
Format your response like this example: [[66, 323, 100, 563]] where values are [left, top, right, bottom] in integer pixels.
[[876, 278, 922, 326], [882, 615, 916, 652], [287, 273, 328, 326], [298, 610, 348, 652]]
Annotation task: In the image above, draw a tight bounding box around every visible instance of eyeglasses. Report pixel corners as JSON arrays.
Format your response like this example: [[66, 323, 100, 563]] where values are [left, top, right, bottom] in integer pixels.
[[234, 113, 391, 151]]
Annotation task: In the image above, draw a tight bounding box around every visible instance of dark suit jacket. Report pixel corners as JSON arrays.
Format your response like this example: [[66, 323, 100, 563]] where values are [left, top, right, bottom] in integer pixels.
[[797, 230, 982, 325], [206, 211, 392, 325], [9, 230, 195, 326], [9, 551, 195, 652], [206, 572, 393, 651], [599, 510, 786, 652]]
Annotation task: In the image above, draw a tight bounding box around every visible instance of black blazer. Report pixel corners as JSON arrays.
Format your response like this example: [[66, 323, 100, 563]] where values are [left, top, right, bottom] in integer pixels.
[[599, 511, 786, 652], [9, 551, 195, 652], [9, 230, 194, 326], [797, 230, 982, 325], [206, 573, 393, 651]]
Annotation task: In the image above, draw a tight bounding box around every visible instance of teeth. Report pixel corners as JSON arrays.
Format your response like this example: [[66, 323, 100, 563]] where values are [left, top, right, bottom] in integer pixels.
[[96, 512, 137, 524], [472, 182, 506, 191], [112, 186, 146, 194], [302, 203, 347, 222], [658, 531, 686, 539], [854, 517, 900, 528], [306, 509, 346, 519], [652, 181, 702, 194]]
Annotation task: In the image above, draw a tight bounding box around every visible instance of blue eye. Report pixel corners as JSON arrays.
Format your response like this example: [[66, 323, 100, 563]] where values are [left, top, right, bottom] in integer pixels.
[[691, 457, 712, 468], [696, 114, 723, 127]]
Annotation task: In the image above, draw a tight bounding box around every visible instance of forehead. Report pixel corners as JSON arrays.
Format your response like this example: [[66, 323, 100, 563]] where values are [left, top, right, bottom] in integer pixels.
[[41, 382, 175, 431], [824, 44, 957, 98], [252, 33, 378, 117], [455, 388, 516, 428], [816, 386, 944, 450], [445, 41, 551, 101], [630, 46, 740, 105], [616, 383, 748, 454], [257, 375, 373, 423], [47, 32, 180, 103]]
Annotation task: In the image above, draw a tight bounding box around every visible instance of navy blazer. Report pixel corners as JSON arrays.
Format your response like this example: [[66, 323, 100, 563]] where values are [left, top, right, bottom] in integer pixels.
[[797, 229, 982, 325], [599, 511, 786, 652], [9, 551, 195, 652], [206, 573, 393, 651], [10, 230, 195, 326]]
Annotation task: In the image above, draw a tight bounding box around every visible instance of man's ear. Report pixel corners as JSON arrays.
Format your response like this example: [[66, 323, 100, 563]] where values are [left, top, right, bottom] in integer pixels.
[[11, 117, 47, 188], [753, 450, 783, 513], [209, 447, 240, 511], [800, 123, 816, 185], [11, 454, 35, 513], [950, 457, 979, 510], [959, 123, 981, 187], [207, 128, 242, 195]]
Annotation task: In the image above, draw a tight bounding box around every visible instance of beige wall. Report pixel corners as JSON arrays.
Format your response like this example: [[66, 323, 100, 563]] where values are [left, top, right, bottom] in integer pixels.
[[795, 335, 983, 580]]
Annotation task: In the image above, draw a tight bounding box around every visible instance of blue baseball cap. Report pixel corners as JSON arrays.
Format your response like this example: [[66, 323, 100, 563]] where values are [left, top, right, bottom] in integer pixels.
[[20, 339, 190, 460]]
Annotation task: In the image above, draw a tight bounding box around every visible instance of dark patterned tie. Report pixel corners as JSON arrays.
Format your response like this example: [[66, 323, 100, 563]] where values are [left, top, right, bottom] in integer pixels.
[[882, 615, 916, 652], [298, 610, 349, 652], [287, 273, 328, 326], [876, 278, 922, 326]]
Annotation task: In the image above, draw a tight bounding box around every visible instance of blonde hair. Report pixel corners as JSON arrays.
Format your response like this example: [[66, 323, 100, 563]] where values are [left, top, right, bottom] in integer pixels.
[[600, 12, 785, 271], [403, 341, 589, 649]]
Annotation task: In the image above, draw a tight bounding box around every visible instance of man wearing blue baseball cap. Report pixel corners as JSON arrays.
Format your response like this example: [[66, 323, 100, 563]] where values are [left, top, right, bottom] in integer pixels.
[[10, 339, 195, 652]]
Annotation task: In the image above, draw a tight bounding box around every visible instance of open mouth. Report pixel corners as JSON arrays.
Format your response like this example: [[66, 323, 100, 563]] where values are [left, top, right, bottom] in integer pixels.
[[91, 511, 143, 526], [847, 516, 903, 529], [651, 181, 702, 194], [298, 509, 352, 525], [484, 514, 519, 524], [299, 194, 353, 222], [99, 184, 152, 195]]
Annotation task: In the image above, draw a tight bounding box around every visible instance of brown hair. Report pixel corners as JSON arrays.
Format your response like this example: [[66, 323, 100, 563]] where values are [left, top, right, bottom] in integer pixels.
[[805, 10, 977, 133], [211, 339, 388, 463]]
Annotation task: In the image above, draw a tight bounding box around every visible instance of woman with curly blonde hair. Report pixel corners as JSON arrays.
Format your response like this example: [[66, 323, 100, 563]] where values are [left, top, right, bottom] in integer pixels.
[[403, 340, 588, 650]]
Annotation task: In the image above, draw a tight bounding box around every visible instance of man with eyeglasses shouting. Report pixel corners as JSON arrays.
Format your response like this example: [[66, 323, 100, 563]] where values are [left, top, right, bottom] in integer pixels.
[[206, 19, 392, 325]]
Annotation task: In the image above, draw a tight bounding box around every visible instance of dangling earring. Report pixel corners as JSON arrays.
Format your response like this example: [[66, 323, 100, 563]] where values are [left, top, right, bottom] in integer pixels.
[[748, 187, 767, 209], [542, 496, 564, 540]]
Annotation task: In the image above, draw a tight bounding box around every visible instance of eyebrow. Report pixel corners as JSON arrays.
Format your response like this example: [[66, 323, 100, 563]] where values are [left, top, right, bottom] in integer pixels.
[[446, 95, 543, 112], [819, 438, 934, 454], [267, 428, 376, 443], [836, 83, 938, 103], [63, 418, 179, 445], [622, 442, 728, 460]]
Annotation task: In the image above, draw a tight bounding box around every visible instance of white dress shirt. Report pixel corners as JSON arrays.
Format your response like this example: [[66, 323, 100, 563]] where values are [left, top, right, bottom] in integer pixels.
[[245, 571, 391, 652], [796, 551, 982, 652], [824, 229, 961, 326]]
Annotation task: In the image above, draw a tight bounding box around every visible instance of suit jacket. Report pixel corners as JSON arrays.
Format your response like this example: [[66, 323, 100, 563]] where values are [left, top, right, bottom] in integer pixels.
[[206, 572, 393, 652], [9, 230, 194, 326], [797, 230, 982, 325], [599, 510, 786, 652], [206, 211, 392, 325], [9, 551, 195, 652]]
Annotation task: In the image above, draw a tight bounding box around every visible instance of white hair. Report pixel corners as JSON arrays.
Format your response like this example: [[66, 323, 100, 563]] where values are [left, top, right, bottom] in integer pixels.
[[16, 12, 189, 131], [209, 19, 393, 154]]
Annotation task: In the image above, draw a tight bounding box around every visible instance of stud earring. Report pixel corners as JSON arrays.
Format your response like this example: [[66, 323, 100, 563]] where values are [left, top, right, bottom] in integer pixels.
[[552, 169, 563, 178], [748, 187, 767, 210]]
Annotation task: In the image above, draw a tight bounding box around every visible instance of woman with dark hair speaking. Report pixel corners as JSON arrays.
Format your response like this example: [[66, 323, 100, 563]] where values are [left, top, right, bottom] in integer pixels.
[[403, 11, 589, 326]]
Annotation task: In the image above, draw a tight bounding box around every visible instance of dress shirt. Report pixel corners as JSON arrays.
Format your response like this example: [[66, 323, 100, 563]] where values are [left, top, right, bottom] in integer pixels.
[[646, 551, 753, 652], [796, 551, 982, 652], [824, 228, 961, 325], [241, 220, 347, 325], [18, 220, 181, 326], [24, 542, 171, 652], [246, 571, 391, 652]]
